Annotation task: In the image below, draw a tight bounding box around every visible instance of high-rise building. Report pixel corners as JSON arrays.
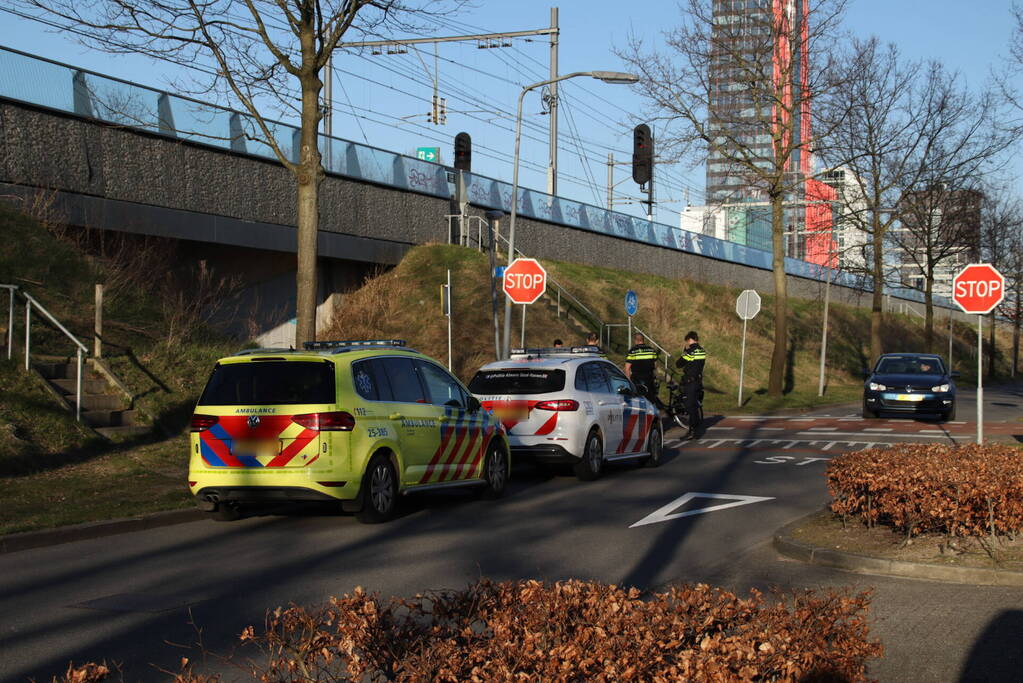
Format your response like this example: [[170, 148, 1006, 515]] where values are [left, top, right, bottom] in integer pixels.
[[705, 0, 836, 267], [820, 167, 869, 272]]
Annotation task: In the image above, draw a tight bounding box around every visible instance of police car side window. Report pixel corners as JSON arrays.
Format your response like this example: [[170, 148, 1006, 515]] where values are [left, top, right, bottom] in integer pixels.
[[584, 363, 611, 394], [604, 364, 633, 395], [379, 357, 427, 404], [416, 360, 466, 408]]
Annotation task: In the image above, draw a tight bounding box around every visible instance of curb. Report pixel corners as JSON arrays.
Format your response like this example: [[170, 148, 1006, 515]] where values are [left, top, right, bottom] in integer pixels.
[[774, 511, 1023, 587], [1, 508, 204, 554]]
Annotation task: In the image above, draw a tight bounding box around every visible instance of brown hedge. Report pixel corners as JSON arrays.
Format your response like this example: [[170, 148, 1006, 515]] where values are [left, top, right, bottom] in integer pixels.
[[55, 580, 883, 681], [827, 443, 1023, 537], [233, 579, 880, 682]]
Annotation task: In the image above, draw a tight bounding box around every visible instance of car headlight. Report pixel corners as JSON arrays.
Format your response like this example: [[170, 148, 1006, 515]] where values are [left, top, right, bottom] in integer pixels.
[[931, 383, 950, 393], [869, 382, 886, 391]]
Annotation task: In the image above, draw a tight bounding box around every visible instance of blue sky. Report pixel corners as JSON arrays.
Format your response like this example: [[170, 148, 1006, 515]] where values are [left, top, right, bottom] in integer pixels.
[[0, 1, 1017, 225]]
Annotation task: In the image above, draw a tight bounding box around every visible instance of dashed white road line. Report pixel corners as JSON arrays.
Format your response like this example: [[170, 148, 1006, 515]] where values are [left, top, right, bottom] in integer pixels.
[[707, 426, 734, 431], [808, 427, 838, 431], [822, 441, 838, 451], [918, 429, 947, 433], [796, 430, 970, 440], [863, 428, 893, 432]]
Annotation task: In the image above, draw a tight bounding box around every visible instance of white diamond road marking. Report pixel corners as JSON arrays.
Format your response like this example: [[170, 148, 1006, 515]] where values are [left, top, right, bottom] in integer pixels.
[[630, 492, 775, 528]]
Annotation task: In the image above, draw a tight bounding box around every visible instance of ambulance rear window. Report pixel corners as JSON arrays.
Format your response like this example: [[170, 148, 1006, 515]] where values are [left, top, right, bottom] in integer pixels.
[[468, 369, 565, 395], [199, 361, 335, 405]]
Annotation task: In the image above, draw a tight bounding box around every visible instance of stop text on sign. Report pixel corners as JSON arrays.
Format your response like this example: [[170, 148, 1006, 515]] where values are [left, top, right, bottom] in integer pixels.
[[953, 279, 1002, 299], [505, 273, 545, 290], [952, 263, 1006, 315], [502, 258, 547, 305]]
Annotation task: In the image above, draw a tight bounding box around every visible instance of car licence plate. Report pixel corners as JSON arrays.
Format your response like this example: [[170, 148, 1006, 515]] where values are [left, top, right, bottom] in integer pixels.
[[232, 439, 282, 457], [892, 394, 925, 402], [494, 406, 529, 420]]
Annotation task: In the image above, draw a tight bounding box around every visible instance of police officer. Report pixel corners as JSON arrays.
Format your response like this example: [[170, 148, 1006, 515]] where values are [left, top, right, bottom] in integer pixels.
[[625, 333, 660, 408], [675, 330, 706, 439]]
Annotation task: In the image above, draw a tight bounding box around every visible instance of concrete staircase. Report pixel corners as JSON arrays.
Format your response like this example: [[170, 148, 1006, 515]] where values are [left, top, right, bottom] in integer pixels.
[[33, 360, 148, 439]]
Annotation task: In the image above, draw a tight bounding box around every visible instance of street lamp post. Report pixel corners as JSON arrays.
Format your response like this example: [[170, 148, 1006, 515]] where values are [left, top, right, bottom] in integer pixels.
[[502, 70, 638, 358]]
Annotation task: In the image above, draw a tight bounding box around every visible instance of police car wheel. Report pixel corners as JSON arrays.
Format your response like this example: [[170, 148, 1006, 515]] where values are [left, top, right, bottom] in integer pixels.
[[642, 424, 662, 468], [574, 430, 604, 481], [479, 445, 508, 499], [356, 454, 398, 524]]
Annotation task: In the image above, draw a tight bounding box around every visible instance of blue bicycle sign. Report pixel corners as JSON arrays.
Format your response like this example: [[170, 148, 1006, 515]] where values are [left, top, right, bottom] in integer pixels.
[[625, 290, 638, 316]]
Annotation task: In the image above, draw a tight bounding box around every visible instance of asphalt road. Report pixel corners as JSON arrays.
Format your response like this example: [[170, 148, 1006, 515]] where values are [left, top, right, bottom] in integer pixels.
[[1, 384, 1021, 682]]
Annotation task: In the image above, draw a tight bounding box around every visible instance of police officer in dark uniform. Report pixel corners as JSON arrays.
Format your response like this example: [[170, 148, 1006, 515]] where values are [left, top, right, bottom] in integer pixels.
[[625, 333, 660, 408], [675, 330, 706, 439]]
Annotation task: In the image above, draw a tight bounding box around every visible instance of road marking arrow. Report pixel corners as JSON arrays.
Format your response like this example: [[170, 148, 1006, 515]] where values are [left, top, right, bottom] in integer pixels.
[[629, 492, 775, 528]]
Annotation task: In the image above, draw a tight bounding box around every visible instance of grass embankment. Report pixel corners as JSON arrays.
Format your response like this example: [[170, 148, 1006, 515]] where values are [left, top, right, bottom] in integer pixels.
[[324, 244, 1014, 416], [1, 199, 1016, 536], [0, 202, 232, 534]]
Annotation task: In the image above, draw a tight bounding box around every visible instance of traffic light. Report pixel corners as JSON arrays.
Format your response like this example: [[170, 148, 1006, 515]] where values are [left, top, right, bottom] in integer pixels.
[[632, 123, 653, 185], [454, 132, 471, 172]]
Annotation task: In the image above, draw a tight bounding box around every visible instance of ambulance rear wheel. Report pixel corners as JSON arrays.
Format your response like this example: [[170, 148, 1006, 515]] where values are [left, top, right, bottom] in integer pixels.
[[478, 445, 509, 499], [356, 454, 398, 524], [574, 430, 604, 481]]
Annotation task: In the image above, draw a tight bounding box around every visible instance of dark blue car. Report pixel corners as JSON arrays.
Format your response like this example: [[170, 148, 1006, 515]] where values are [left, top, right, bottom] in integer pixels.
[[862, 353, 959, 421]]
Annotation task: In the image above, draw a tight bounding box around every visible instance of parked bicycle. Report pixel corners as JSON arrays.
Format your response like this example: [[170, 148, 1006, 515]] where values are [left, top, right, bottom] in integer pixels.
[[665, 380, 704, 431], [632, 378, 703, 432]]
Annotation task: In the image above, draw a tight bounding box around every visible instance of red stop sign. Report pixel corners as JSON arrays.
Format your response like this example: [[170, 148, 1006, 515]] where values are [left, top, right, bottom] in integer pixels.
[[952, 263, 1005, 314], [503, 258, 547, 304]]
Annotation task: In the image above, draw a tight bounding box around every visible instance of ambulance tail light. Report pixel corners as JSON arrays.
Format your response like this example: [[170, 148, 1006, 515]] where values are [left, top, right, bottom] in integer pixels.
[[534, 399, 579, 411], [293, 411, 356, 431], [189, 414, 219, 432]]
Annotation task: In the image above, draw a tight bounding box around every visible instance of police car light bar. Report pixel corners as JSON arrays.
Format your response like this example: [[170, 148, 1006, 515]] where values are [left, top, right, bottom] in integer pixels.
[[304, 339, 407, 350], [509, 345, 601, 358]]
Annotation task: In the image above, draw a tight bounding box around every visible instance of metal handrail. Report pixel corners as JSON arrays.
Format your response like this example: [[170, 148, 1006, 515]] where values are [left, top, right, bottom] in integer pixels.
[[1, 284, 16, 361], [485, 232, 681, 369], [491, 231, 607, 329], [4, 287, 90, 421]]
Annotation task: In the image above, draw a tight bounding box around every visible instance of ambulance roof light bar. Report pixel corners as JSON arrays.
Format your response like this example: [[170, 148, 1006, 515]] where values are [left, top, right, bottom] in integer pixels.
[[304, 339, 408, 350]]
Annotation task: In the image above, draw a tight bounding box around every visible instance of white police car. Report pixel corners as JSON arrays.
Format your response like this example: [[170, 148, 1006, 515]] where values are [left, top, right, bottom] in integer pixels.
[[467, 346, 662, 481]]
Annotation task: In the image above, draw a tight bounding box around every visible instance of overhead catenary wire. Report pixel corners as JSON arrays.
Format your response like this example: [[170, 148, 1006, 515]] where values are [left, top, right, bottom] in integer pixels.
[[3, 4, 705, 215]]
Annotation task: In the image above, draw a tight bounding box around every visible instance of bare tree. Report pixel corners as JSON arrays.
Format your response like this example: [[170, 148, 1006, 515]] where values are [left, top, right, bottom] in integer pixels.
[[618, 0, 848, 397], [978, 188, 1023, 378], [19, 0, 461, 347], [1004, 226, 1023, 377], [816, 39, 918, 363], [888, 66, 1010, 351], [819, 41, 1011, 362]]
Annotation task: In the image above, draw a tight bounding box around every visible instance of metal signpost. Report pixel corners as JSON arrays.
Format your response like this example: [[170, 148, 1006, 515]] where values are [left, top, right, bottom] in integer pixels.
[[625, 289, 638, 341], [502, 258, 547, 356], [735, 289, 761, 407], [952, 264, 1005, 445], [440, 269, 452, 369]]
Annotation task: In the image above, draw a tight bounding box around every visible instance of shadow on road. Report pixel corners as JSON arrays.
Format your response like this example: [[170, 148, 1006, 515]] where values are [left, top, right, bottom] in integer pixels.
[[959, 609, 1023, 682]]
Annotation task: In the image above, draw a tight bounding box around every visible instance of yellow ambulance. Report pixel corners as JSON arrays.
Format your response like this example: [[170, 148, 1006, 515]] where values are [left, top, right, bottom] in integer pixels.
[[188, 340, 509, 523]]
